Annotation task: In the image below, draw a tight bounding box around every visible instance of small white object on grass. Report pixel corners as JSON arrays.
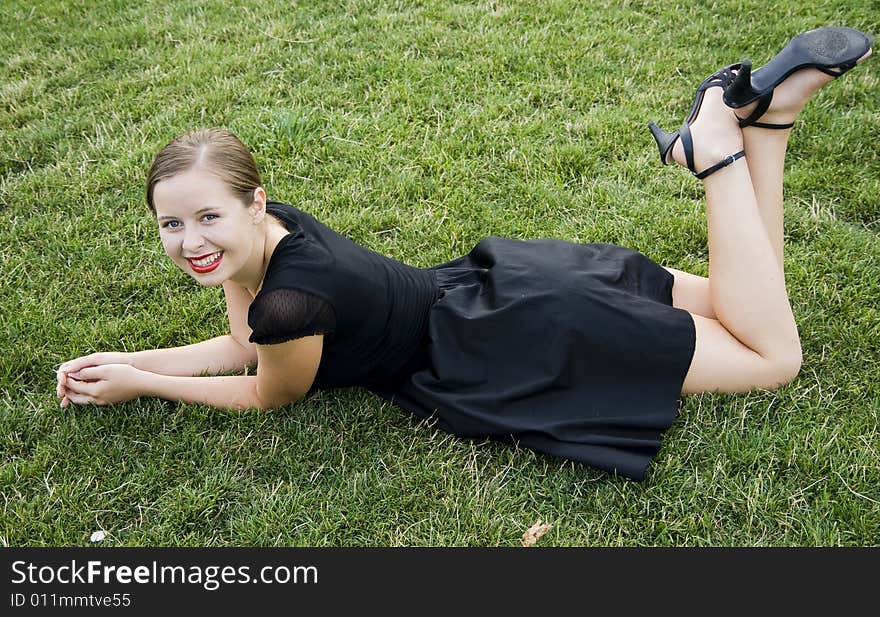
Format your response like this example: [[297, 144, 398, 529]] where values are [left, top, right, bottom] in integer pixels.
[[90, 530, 106, 543]]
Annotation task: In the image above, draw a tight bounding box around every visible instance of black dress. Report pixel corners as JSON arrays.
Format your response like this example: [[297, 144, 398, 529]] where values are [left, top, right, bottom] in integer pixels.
[[248, 201, 696, 481]]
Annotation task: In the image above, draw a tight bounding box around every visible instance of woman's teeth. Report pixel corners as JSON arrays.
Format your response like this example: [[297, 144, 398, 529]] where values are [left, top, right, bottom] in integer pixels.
[[191, 252, 222, 266]]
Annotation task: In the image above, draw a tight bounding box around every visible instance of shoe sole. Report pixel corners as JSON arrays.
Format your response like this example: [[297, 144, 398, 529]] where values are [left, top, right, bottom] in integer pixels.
[[750, 26, 874, 92]]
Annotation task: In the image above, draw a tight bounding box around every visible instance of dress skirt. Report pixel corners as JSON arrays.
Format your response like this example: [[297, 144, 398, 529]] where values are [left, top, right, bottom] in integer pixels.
[[372, 236, 697, 481]]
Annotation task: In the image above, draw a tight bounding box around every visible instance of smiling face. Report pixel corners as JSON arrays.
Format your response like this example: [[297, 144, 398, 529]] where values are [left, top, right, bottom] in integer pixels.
[[153, 167, 264, 287]]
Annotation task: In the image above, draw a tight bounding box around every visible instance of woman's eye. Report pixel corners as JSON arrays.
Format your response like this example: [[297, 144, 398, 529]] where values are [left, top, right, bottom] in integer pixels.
[[203, 214, 217, 221], [162, 220, 180, 229]]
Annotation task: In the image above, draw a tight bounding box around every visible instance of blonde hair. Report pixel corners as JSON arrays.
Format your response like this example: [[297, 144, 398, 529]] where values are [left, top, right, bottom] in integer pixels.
[[146, 128, 263, 214]]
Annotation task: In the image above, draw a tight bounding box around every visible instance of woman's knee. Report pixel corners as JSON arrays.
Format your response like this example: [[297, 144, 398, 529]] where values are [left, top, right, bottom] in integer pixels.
[[757, 332, 802, 389], [768, 344, 802, 388], [683, 313, 802, 394]]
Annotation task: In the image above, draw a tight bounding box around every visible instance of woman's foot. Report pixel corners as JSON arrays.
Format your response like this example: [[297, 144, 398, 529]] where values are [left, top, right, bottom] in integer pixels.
[[669, 87, 744, 175], [733, 48, 873, 127]]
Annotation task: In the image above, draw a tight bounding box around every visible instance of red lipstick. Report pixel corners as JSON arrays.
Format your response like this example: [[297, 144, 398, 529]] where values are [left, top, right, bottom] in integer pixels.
[[187, 251, 223, 273]]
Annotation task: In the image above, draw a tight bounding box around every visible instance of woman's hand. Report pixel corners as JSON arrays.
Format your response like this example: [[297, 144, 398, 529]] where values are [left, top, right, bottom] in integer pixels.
[[57, 352, 134, 407], [59, 363, 147, 407]]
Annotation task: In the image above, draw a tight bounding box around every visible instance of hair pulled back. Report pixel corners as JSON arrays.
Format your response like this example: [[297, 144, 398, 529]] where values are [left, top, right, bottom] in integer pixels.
[[146, 128, 262, 214]]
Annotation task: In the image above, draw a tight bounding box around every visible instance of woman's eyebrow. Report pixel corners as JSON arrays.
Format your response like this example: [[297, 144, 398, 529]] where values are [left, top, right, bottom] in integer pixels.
[[157, 207, 215, 221]]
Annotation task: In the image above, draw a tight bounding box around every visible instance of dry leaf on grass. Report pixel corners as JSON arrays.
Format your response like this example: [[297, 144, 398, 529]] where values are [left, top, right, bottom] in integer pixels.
[[521, 519, 552, 547]]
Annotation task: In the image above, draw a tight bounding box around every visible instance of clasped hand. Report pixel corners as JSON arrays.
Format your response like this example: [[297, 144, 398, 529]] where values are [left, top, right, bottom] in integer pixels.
[[56, 353, 145, 408]]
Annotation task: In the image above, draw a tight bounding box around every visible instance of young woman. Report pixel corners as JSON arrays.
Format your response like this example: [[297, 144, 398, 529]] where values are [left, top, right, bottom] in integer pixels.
[[56, 27, 874, 481]]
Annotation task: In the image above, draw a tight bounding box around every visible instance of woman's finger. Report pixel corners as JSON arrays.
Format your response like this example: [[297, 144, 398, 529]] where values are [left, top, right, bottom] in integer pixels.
[[57, 374, 69, 399], [69, 366, 104, 381], [63, 391, 94, 406], [59, 357, 91, 374], [59, 352, 106, 374], [64, 377, 98, 397]]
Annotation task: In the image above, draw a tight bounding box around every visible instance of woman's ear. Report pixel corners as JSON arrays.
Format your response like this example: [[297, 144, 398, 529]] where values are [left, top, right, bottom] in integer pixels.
[[249, 187, 268, 223]]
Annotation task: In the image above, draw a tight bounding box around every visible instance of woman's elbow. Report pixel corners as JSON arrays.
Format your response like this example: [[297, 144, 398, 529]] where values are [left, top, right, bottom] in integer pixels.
[[242, 345, 259, 370], [254, 384, 306, 411]]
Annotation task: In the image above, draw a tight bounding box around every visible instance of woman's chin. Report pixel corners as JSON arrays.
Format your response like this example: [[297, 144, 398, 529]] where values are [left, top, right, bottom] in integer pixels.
[[192, 276, 225, 287], [180, 264, 226, 287]]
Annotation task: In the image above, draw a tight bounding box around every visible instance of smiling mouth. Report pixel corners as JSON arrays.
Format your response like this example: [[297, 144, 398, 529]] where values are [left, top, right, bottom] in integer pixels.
[[187, 251, 223, 273]]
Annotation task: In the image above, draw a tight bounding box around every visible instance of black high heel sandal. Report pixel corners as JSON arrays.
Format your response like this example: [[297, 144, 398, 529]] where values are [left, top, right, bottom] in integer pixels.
[[723, 26, 874, 128], [648, 64, 746, 180]]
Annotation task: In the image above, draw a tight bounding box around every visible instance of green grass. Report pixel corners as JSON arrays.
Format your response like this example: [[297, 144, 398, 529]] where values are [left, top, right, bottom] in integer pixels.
[[2, 0, 879, 546]]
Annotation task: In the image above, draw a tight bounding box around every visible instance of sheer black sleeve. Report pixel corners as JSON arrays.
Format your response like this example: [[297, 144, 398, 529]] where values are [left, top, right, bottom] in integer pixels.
[[247, 288, 336, 345]]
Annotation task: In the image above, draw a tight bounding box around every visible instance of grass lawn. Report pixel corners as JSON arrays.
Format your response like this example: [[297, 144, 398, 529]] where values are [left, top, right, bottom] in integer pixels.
[[1, 0, 878, 546]]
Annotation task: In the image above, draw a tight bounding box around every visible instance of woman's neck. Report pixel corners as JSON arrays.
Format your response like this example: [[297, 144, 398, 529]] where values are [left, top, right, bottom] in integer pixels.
[[242, 216, 290, 296]]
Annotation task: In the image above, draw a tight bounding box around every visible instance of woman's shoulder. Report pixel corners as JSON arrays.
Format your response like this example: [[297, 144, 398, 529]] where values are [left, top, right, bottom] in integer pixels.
[[261, 237, 334, 291], [255, 206, 336, 302], [248, 224, 338, 342], [265, 200, 305, 233], [266, 200, 354, 248], [266, 200, 330, 231]]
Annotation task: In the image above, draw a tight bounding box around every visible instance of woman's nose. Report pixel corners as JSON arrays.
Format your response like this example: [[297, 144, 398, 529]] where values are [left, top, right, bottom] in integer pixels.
[[182, 229, 204, 253]]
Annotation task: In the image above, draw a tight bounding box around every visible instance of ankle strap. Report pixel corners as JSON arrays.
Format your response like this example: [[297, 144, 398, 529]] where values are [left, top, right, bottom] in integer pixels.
[[749, 120, 795, 129], [694, 151, 746, 180], [735, 92, 794, 129], [736, 94, 772, 127]]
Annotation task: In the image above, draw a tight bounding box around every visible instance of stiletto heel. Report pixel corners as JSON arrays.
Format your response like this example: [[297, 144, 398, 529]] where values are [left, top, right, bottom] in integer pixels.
[[648, 63, 745, 179], [723, 60, 757, 107], [724, 61, 793, 128], [723, 26, 874, 128], [647, 121, 679, 165]]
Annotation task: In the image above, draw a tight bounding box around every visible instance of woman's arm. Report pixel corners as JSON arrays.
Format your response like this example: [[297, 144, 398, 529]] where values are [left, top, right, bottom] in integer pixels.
[[130, 335, 257, 376], [138, 336, 323, 410], [130, 279, 259, 376], [139, 373, 264, 410], [57, 335, 256, 406], [61, 280, 258, 379], [60, 335, 323, 411], [62, 366, 265, 411]]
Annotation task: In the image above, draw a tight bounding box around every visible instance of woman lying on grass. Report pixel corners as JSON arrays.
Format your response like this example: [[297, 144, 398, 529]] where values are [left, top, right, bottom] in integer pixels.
[[56, 27, 873, 481]]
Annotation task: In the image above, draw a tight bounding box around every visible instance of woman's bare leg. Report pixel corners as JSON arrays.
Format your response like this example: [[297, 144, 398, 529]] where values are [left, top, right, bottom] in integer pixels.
[[666, 50, 873, 327], [665, 87, 802, 394], [666, 267, 716, 320], [677, 92, 798, 359], [664, 99, 795, 321]]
